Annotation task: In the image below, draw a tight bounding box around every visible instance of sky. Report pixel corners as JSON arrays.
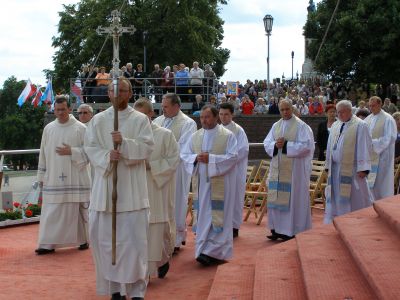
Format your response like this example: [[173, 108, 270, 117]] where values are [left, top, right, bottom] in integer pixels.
[[0, 0, 320, 88]]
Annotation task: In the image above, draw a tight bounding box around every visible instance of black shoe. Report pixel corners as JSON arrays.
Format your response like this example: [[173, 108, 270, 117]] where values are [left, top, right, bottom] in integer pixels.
[[131, 298, 144, 300], [266, 229, 279, 241], [158, 262, 170, 278], [279, 234, 295, 241], [181, 241, 186, 246], [233, 228, 239, 238], [78, 243, 89, 250], [111, 292, 126, 300], [35, 248, 55, 255], [196, 253, 212, 266]]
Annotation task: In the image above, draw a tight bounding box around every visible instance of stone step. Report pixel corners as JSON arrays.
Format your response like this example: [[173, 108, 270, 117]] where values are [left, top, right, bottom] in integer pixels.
[[334, 208, 400, 299], [296, 225, 376, 299], [207, 264, 254, 300], [373, 197, 400, 237], [253, 239, 306, 300]]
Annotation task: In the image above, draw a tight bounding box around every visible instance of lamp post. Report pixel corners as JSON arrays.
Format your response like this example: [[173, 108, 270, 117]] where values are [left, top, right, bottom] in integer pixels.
[[291, 51, 294, 80], [143, 30, 148, 73], [263, 14, 273, 102]]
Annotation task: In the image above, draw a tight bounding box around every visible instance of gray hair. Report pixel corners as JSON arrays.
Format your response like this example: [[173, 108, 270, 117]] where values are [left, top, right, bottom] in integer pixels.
[[392, 112, 400, 121], [78, 103, 93, 114], [336, 100, 353, 111]]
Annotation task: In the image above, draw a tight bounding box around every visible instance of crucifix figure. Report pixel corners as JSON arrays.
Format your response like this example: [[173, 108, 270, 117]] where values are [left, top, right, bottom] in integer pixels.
[[59, 172, 67, 182], [96, 10, 135, 266]]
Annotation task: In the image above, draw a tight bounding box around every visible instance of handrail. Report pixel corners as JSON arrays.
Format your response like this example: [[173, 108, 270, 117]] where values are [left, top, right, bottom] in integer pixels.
[[0, 150, 40, 155]]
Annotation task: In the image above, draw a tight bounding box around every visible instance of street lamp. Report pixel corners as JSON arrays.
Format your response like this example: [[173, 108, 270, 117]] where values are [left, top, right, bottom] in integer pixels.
[[291, 51, 294, 80], [263, 14, 273, 102]]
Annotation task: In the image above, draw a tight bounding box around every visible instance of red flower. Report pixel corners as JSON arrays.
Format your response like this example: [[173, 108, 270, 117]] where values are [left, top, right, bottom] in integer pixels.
[[13, 202, 20, 208], [25, 210, 33, 217], [27, 203, 33, 207]]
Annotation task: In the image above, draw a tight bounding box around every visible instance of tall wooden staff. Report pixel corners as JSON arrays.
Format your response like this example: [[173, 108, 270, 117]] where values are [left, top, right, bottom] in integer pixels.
[[97, 10, 136, 265]]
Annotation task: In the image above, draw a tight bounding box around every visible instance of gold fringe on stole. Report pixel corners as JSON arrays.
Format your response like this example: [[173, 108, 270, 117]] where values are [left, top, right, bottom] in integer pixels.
[[326, 116, 360, 203], [365, 112, 385, 188], [267, 117, 298, 211], [191, 126, 229, 232]]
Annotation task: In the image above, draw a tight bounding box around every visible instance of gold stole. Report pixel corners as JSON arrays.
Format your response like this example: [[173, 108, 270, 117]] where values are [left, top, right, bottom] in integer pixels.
[[191, 126, 229, 233], [365, 112, 385, 188], [327, 116, 359, 203], [224, 121, 240, 135], [267, 116, 298, 211]]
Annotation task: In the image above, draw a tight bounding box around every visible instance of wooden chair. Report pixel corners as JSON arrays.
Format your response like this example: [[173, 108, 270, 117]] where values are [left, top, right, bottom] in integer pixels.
[[243, 165, 255, 208], [248, 160, 270, 190], [243, 167, 269, 223], [309, 163, 327, 210]]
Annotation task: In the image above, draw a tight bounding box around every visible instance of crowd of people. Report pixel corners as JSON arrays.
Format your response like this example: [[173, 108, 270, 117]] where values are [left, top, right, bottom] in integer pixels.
[[36, 75, 399, 299]]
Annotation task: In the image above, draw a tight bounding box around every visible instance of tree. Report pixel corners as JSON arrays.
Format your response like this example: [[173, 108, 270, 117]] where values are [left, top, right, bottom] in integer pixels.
[[304, 0, 400, 84], [0, 77, 46, 168], [51, 0, 230, 90]]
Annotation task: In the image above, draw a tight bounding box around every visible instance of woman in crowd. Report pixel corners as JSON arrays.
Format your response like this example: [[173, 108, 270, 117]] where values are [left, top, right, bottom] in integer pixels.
[[162, 66, 174, 94], [254, 97, 268, 114], [240, 95, 254, 115], [316, 104, 336, 161]]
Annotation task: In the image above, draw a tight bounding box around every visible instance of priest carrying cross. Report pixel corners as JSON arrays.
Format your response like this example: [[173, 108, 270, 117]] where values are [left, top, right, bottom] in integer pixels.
[[84, 78, 154, 300]]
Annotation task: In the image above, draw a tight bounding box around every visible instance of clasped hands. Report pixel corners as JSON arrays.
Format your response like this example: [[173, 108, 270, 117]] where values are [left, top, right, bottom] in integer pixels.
[[275, 137, 285, 149], [197, 152, 209, 164], [56, 143, 72, 156], [110, 131, 123, 161]]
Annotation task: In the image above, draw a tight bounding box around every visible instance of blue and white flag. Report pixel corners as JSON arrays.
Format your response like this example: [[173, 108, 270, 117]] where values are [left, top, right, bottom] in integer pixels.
[[40, 77, 55, 106]]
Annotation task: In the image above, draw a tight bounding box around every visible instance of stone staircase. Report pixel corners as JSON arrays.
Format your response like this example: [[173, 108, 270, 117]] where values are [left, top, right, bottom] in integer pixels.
[[207, 196, 400, 299]]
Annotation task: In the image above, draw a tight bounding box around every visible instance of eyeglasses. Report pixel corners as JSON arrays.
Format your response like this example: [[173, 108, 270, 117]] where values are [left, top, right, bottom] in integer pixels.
[[78, 111, 89, 115]]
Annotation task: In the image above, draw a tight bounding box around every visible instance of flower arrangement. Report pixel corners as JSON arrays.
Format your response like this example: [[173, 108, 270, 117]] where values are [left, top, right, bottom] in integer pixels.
[[0, 202, 41, 222]]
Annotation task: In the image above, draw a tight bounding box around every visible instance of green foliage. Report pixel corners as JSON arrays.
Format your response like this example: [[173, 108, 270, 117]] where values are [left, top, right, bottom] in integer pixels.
[[52, 0, 230, 90], [0, 210, 22, 221], [0, 77, 46, 167], [27, 204, 42, 217], [304, 0, 400, 84]]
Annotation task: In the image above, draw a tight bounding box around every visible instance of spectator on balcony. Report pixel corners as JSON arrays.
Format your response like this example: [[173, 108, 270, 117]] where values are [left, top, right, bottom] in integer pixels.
[[192, 94, 205, 115], [217, 96, 227, 109], [267, 98, 280, 115], [190, 61, 204, 101], [228, 95, 241, 115], [124, 62, 135, 89], [151, 64, 164, 103], [162, 66, 174, 94], [294, 98, 309, 116], [254, 98, 268, 114], [95, 67, 110, 86], [209, 95, 218, 108], [203, 64, 216, 101], [134, 64, 146, 99], [240, 95, 254, 115], [217, 88, 226, 103], [316, 104, 336, 161], [175, 63, 189, 101], [308, 96, 324, 115], [355, 100, 368, 115], [382, 97, 398, 114]]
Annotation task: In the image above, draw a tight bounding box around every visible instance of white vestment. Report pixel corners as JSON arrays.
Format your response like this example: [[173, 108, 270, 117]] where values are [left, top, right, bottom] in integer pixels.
[[37, 115, 90, 249], [324, 118, 373, 224], [263, 117, 314, 236], [154, 110, 197, 247], [181, 125, 238, 260], [84, 106, 154, 298], [223, 121, 249, 229], [364, 110, 397, 200], [146, 123, 179, 276]]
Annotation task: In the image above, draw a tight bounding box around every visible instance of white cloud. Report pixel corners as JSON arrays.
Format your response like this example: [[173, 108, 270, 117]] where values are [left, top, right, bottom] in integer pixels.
[[0, 0, 320, 87]]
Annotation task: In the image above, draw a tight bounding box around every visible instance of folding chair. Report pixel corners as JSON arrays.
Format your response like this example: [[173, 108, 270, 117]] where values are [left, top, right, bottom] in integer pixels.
[[309, 163, 327, 210]]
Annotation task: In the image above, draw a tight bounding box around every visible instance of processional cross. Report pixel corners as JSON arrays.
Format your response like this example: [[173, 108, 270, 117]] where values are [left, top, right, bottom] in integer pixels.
[[96, 10, 136, 265]]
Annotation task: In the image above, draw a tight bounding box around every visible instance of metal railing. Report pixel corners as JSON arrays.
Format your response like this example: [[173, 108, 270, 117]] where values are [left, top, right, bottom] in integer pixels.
[[71, 77, 219, 104]]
